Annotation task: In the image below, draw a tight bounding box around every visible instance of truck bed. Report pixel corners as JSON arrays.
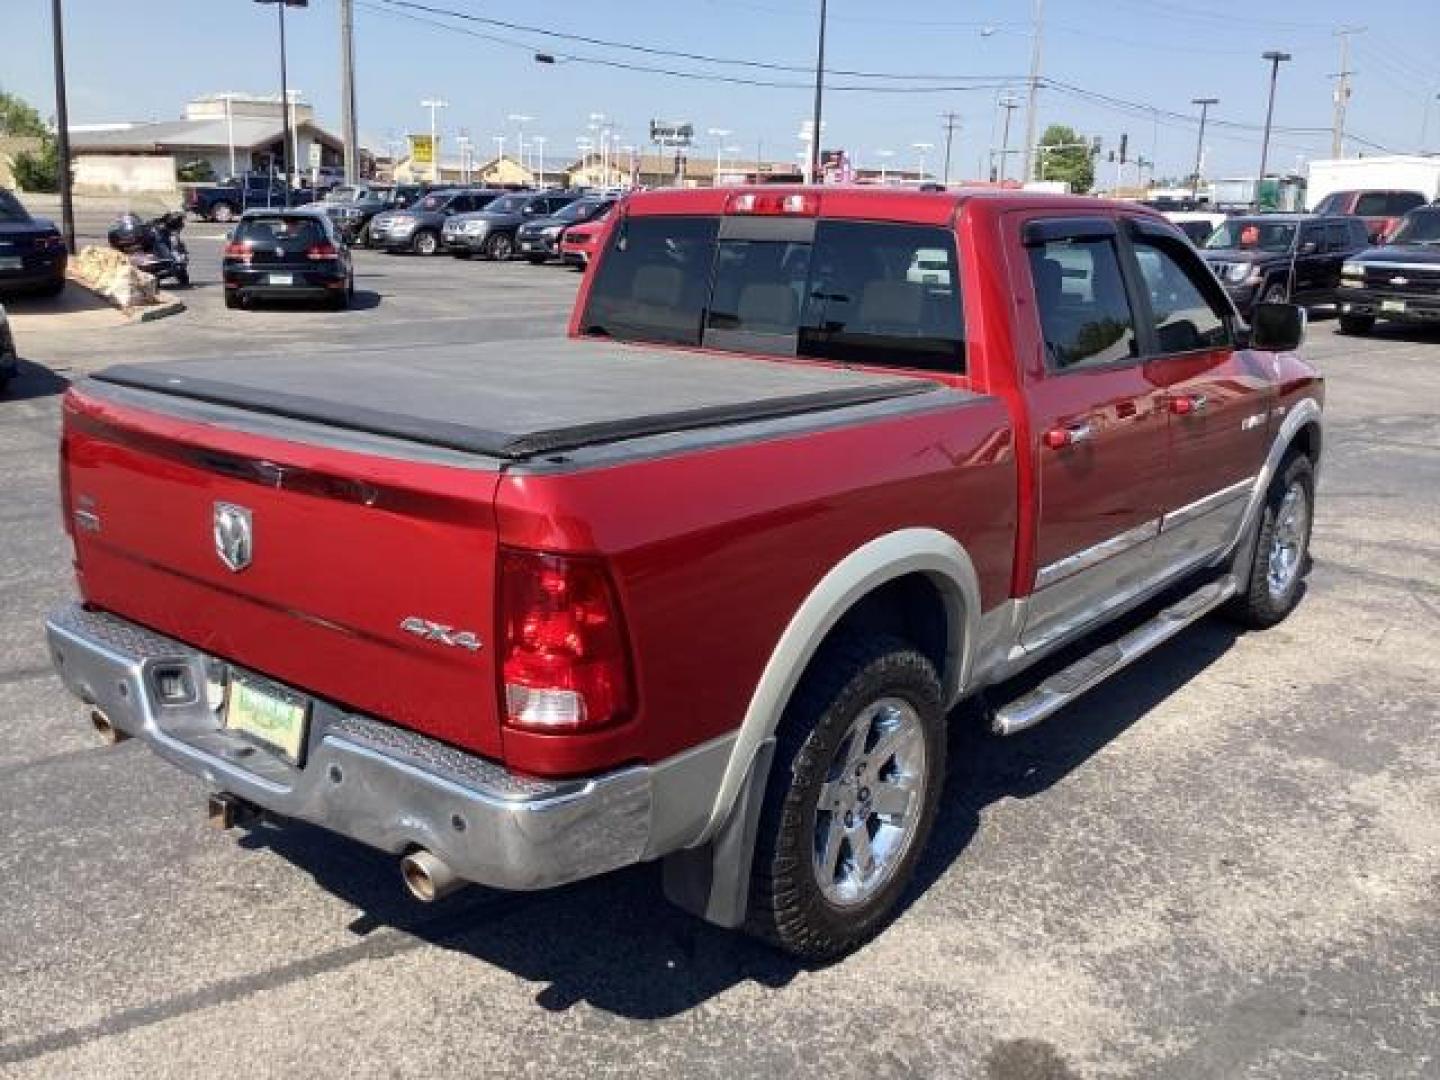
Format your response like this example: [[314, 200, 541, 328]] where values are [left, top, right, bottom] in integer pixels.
[[93, 339, 938, 460]]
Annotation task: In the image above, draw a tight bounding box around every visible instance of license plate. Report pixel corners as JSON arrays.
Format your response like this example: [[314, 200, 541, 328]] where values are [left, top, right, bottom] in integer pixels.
[[0, 257, 21, 270], [1381, 299, 1406, 313], [224, 675, 309, 762], [268, 273, 293, 286]]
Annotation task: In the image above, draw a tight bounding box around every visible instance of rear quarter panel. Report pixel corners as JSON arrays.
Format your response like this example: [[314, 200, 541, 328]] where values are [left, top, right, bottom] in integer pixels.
[[494, 398, 1017, 772]]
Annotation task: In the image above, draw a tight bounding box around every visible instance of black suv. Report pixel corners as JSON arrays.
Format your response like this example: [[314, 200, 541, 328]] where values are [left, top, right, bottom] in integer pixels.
[[0, 188, 66, 298], [1335, 205, 1440, 334], [1200, 214, 1370, 317], [515, 195, 617, 263]]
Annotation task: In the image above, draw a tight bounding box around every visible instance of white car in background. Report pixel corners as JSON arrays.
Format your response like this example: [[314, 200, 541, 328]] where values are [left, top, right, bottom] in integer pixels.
[[1164, 211, 1230, 247]]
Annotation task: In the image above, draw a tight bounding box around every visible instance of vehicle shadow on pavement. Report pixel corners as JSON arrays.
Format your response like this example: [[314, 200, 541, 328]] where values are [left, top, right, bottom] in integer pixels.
[[237, 614, 1242, 1021], [1, 358, 71, 402]]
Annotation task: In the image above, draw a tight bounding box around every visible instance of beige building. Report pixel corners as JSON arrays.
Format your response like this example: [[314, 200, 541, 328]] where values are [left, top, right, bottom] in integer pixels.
[[391, 153, 536, 187], [565, 151, 801, 189]]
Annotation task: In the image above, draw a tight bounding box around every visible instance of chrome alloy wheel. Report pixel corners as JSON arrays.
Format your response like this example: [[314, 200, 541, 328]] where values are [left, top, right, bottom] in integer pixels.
[[1266, 481, 1310, 600], [812, 697, 928, 908]]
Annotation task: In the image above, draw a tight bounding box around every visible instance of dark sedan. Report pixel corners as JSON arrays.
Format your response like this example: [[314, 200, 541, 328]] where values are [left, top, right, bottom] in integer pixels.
[[441, 192, 580, 260], [222, 209, 353, 310], [0, 189, 67, 298], [515, 196, 617, 263]]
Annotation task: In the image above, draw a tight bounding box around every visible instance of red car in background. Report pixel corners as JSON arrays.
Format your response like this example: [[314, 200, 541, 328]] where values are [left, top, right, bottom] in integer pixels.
[[559, 215, 611, 268], [1312, 189, 1429, 243]]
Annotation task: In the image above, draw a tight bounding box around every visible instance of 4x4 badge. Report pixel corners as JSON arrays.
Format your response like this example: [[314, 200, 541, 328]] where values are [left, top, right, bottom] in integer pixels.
[[400, 617, 482, 652]]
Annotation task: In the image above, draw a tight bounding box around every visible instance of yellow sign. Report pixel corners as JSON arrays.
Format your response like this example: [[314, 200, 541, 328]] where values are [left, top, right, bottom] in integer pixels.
[[409, 134, 434, 165]]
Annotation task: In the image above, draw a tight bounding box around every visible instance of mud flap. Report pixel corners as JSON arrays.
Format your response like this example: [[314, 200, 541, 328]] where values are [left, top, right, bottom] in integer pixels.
[[661, 738, 775, 929]]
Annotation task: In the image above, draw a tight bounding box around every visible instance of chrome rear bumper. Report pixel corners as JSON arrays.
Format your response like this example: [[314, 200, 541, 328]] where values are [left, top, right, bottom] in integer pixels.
[[45, 603, 655, 891]]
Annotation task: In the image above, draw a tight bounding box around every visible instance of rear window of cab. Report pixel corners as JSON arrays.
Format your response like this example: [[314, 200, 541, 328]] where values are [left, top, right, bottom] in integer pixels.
[[580, 214, 966, 375]]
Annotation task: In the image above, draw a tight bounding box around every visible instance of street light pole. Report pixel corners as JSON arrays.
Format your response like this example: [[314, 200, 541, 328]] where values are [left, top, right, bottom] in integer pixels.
[[912, 142, 934, 182], [339, 0, 358, 182], [810, 0, 827, 184], [1020, 0, 1044, 182], [876, 149, 894, 185], [1256, 51, 1292, 209], [707, 128, 732, 188], [255, 0, 306, 206], [50, 0, 75, 252], [1190, 97, 1218, 201], [422, 98, 449, 183], [533, 135, 546, 186]]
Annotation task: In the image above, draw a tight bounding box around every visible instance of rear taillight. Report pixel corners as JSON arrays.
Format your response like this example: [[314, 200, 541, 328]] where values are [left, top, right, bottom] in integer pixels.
[[306, 244, 339, 260], [223, 241, 252, 263], [499, 549, 633, 733]]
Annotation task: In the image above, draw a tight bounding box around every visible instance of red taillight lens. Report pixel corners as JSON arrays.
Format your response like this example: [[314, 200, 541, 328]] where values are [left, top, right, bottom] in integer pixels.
[[223, 241, 252, 262], [499, 549, 633, 733], [725, 191, 819, 216], [306, 244, 339, 260]]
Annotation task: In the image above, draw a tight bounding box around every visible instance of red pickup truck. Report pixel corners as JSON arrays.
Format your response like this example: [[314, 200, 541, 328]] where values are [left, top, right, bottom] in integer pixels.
[[47, 187, 1323, 959]]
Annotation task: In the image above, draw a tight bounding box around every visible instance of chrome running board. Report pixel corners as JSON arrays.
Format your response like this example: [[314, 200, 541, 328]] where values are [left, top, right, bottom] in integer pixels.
[[992, 575, 1239, 736]]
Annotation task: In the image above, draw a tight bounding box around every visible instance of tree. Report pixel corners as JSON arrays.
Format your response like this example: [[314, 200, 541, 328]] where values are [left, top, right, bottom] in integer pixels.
[[177, 158, 216, 183], [12, 139, 59, 192], [1037, 124, 1095, 194], [0, 90, 49, 138]]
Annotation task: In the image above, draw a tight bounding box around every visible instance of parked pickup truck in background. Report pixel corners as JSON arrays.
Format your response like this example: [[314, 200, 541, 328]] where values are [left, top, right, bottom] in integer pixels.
[[1337, 204, 1440, 334], [46, 187, 1322, 959], [184, 175, 316, 223]]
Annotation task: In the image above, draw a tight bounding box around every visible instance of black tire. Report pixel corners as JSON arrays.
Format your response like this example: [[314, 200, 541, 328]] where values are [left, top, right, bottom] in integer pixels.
[[411, 230, 439, 256], [1338, 313, 1374, 335], [452, 250, 472, 260], [744, 631, 946, 961], [1225, 453, 1315, 629], [224, 290, 243, 310], [35, 277, 65, 298], [526, 255, 548, 265], [482, 232, 514, 260], [174, 266, 190, 288], [211, 203, 237, 224]]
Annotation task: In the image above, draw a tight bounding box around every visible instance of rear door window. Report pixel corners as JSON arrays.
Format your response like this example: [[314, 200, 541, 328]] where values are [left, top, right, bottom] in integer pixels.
[[1027, 237, 1139, 371], [797, 221, 965, 372]]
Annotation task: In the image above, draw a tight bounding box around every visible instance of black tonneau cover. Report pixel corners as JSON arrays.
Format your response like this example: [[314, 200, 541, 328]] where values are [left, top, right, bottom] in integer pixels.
[[92, 339, 937, 460]]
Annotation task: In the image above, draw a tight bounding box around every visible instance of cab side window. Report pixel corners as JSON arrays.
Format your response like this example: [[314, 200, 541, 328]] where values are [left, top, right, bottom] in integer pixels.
[[1131, 238, 1230, 354], [1027, 237, 1138, 371], [1324, 222, 1350, 252]]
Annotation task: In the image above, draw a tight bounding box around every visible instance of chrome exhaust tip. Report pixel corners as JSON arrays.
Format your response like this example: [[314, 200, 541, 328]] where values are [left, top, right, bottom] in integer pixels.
[[400, 849, 463, 903], [91, 708, 129, 744]]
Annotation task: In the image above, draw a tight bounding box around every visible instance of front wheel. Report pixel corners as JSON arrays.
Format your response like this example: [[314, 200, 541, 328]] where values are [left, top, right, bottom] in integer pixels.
[[1338, 313, 1374, 335], [411, 230, 439, 256], [211, 203, 236, 224], [1260, 281, 1289, 305], [482, 232, 514, 260], [744, 632, 945, 961], [1226, 453, 1314, 629]]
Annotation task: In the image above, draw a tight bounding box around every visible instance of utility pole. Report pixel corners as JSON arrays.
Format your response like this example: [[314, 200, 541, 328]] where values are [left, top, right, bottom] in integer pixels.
[[339, 0, 358, 182], [1330, 27, 1364, 158], [1020, 0, 1044, 182], [940, 111, 961, 185], [810, 0, 828, 183], [50, 0, 75, 252], [1190, 97, 1218, 200], [997, 97, 1019, 182], [422, 98, 448, 183], [1257, 51, 1292, 209]]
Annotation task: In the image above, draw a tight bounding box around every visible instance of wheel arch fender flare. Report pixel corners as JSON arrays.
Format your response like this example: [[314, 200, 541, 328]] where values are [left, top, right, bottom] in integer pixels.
[[698, 527, 983, 844], [1223, 396, 1323, 564]]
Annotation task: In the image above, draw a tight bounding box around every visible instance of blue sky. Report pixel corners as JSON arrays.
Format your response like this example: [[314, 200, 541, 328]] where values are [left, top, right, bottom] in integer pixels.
[[5, 0, 1438, 181]]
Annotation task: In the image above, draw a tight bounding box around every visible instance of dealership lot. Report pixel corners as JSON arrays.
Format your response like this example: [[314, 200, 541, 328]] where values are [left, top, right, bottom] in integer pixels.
[[1, 244, 1437, 1078]]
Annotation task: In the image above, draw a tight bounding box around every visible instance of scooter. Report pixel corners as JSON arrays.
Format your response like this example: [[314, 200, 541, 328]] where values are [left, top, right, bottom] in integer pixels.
[[107, 211, 191, 287]]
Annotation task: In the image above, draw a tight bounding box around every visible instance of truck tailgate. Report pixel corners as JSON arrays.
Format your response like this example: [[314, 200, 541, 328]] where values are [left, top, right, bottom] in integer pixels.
[[61, 385, 506, 758]]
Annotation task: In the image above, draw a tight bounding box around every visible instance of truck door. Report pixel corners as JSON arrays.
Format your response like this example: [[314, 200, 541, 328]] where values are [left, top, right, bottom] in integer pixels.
[[1123, 219, 1272, 571], [1015, 216, 1170, 650]]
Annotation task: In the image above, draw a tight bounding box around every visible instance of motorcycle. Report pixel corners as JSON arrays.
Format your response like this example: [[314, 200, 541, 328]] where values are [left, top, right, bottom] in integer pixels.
[[107, 211, 190, 287]]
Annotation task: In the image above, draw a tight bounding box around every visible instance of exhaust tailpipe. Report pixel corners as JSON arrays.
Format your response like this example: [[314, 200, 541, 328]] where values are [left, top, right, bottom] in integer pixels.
[[91, 708, 129, 744], [400, 849, 463, 903]]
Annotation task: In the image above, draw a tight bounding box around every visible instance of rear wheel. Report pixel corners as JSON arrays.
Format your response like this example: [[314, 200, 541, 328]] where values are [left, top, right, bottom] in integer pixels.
[[744, 631, 945, 961], [211, 203, 237, 224], [1338, 313, 1374, 335], [411, 230, 439, 256], [1226, 453, 1314, 629], [224, 290, 243, 310], [482, 232, 514, 260]]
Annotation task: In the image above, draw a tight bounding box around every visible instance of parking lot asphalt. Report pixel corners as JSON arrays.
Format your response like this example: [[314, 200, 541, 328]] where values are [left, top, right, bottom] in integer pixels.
[[1, 241, 1436, 1079]]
